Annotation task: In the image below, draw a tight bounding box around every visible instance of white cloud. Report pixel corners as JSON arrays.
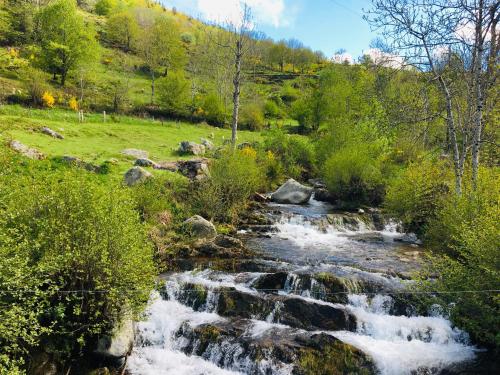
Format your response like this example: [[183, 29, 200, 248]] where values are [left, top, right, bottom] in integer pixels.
[[332, 52, 354, 64], [362, 48, 406, 69], [166, 0, 289, 28]]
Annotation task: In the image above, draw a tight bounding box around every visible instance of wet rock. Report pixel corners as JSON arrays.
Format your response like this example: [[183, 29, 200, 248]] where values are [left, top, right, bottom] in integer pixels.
[[134, 158, 157, 168], [195, 235, 250, 258], [9, 140, 45, 160], [62, 155, 101, 172], [179, 141, 205, 155], [95, 317, 134, 360], [41, 126, 64, 139], [30, 352, 59, 375], [121, 148, 149, 159], [348, 232, 385, 243], [308, 178, 326, 188], [313, 187, 335, 203], [253, 192, 270, 203], [271, 179, 313, 205], [123, 166, 153, 186], [183, 215, 217, 240], [252, 272, 289, 291], [394, 233, 422, 245]]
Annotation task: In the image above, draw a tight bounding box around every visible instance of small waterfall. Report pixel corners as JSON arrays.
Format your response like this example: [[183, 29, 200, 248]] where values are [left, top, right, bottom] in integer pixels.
[[265, 301, 284, 323], [332, 294, 477, 375]]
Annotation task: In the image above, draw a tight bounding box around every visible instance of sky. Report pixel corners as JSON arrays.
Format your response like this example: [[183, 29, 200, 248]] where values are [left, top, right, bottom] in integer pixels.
[[161, 0, 377, 59]]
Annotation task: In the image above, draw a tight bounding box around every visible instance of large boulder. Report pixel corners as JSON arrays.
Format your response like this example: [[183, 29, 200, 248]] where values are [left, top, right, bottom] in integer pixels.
[[179, 141, 205, 156], [40, 127, 64, 139], [9, 140, 45, 160], [121, 149, 149, 159], [123, 166, 153, 186], [95, 318, 134, 360], [177, 159, 210, 180], [271, 178, 313, 205], [183, 215, 217, 240]]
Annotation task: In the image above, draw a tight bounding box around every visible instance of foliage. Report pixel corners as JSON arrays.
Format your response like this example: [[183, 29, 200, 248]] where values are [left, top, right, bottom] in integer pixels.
[[105, 11, 139, 52], [0, 154, 155, 371], [94, 0, 116, 16], [36, 0, 99, 85], [264, 128, 316, 180], [24, 68, 47, 106], [239, 100, 265, 130], [41, 91, 55, 108], [385, 158, 453, 235], [191, 149, 263, 223], [157, 70, 191, 116], [416, 168, 500, 349], [201, 93, 227, 126]]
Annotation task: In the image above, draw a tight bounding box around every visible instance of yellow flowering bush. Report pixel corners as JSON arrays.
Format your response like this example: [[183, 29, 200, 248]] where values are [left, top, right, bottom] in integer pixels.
[[68, 97, 78, 111], [41, 91, 55, 108]]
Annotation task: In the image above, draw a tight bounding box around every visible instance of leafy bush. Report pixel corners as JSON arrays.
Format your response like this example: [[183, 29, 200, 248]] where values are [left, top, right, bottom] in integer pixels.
[[323, 145, 386, 207], [201, 93, 227, 126], [157, 71, 191, 116], [0, 158, 155, 371], [94, 0, 116, 16], [191, 149, 263, 223], [239, 101, 265, 130], [384, 158, 453, 235], [264, 128, 316, 180], [24, 68, 47, 106], [416, 168, 500, 349], [264, 99, 281, 118]]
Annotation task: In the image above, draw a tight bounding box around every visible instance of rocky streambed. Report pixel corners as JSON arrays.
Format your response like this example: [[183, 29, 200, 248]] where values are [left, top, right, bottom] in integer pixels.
[[125, 198, 485, 375]]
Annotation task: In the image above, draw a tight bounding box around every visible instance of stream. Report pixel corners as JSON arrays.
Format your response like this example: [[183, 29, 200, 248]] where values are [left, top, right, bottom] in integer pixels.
[[126, 198, 482, 375]]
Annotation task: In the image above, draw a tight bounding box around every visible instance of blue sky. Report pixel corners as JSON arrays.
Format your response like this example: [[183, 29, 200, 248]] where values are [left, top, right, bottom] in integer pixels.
[[161, 0, 376, 59]]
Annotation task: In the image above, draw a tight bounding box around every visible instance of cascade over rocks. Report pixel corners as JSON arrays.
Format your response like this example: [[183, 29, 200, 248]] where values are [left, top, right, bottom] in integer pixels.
[[123, 166, 153, 186], [271, 178, 313, 204], [40, 126, 64, 139], [9, 140, 45, 160]]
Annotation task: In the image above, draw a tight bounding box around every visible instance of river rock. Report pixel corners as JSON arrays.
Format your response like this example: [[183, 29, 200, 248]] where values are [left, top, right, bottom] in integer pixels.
[[134, 158, 157, 168], [95, 317, 134, 360], [123, 166, 153, 186], [41, 126, 64, 139], [179, 141, 205, 156], [177, 159, 210, 180], [9, 140, 45, 160], [183, 215, 217, 240], [122, 148, 149, 159], [271, 178, 313, 204], [313, 187, 335, 203], [154, 161, 179, 172]]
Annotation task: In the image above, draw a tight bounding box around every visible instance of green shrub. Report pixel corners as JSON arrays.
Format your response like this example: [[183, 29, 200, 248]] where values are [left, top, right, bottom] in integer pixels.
[[94, 0, 116, 16], [201, 93, 227, 126], [264, 99, 281, 118], [191, 149, 263, 223], [239, 101, 265, 130], [264, 128, 316, 180], [131, 172, 189, 225], [157, 71, 191, 116], [323, 145, 386, 207], [384, 158, 453, 234], [0, 158, 155, 370], [416, 167, 500, 349]]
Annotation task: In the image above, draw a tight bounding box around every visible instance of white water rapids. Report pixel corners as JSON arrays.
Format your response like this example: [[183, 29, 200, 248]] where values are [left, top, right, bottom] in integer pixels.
[[127, 202, 478, 375]]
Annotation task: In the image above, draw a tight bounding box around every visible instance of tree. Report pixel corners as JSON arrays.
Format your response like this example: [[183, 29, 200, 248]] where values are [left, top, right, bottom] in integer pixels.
[[106, 11, 139, 52], [157, 70, 191, 116], [37, 0, 98, 86], [138, 15, 186, 105], [367, 0, 499, 194], [212, 4, 254, 148], [269, 40, 289, 72]]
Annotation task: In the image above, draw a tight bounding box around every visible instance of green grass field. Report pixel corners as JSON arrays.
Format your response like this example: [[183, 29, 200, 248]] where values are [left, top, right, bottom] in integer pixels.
[[0, 105, 262, 178]]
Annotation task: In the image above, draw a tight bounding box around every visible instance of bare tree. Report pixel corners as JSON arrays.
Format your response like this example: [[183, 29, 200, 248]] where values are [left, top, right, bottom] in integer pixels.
[[211, 4, 255, 149], [366, 0, 499, 193]]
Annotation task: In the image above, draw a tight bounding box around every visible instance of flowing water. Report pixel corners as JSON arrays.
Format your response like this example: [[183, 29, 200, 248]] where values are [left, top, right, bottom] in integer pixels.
[[127, 198, 481, 375]]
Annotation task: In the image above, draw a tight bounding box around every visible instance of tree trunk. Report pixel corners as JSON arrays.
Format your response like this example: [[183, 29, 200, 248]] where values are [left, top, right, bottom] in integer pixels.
[[471, 0, 485, 189], [150, 70, 155, 105], [231, 40, 242, 150], [61, 70, 67, 86]]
